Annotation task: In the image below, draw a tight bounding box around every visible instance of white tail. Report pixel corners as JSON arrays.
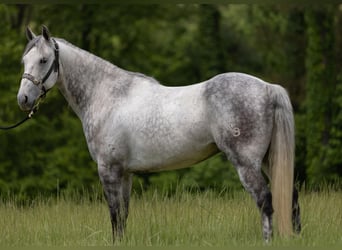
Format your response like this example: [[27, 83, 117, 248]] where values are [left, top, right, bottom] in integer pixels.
[[268, 84, 295, 236]]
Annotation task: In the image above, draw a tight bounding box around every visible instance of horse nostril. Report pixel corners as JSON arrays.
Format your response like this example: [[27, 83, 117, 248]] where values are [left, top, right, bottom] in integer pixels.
[[17, 94, 32, 111]]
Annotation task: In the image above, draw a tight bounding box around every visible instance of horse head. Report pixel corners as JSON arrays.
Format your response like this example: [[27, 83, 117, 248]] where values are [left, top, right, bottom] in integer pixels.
[[17, 26, 59, 111]]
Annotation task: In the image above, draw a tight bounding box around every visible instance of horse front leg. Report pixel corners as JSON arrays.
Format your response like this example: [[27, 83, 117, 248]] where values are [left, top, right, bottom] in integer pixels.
[[98, 162, 132, 242]]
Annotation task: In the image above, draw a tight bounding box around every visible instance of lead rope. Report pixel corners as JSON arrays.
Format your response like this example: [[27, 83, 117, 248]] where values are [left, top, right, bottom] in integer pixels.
[[0, 108, 37, 130], [0, 97, 43, 130]]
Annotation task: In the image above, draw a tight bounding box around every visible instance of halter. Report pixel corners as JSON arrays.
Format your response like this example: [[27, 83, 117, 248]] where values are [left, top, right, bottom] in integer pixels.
[[0, 39, 59, 130], [21, 38, 59, 98]]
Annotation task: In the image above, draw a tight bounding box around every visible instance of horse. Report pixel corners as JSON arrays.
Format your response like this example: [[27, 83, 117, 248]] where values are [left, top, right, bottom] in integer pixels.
[[17, 26, 301, 242]]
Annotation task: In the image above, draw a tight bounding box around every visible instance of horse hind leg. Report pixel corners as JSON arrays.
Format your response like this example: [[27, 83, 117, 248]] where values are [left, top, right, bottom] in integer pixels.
[[235, 164, 274, 242], [292, 187, 301, 234], [263, 164, 301, 234], [213, 125, 273, 241]]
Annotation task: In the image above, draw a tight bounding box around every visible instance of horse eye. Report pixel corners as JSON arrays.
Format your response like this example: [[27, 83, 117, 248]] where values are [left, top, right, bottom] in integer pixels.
[[40, 57, 48, 64]]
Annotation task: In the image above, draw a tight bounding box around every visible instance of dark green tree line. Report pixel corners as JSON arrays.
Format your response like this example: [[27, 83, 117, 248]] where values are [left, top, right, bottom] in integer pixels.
[[0, 4, 341, 197], [305, 6, 338, 185]]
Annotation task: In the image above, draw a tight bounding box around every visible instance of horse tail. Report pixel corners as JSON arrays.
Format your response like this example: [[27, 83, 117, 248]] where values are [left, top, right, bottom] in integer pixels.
[[268, 84, 294, 237]]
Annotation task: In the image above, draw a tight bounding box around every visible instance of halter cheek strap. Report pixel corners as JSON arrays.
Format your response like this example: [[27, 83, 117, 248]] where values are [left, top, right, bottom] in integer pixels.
[[21, 38, 59, 98]]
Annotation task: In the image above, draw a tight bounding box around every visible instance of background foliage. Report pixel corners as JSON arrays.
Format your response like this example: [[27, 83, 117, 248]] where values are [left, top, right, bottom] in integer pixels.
[[0, 4, 341, 197]]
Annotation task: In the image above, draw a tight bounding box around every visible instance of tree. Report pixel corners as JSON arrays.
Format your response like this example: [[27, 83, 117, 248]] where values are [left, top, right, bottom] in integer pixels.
[[305, 6, 337, 185], [193, 4, 225, 81]]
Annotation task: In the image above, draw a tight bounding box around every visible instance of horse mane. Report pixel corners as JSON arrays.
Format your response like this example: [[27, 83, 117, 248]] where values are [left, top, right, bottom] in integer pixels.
[[56, 38, 160, 85]]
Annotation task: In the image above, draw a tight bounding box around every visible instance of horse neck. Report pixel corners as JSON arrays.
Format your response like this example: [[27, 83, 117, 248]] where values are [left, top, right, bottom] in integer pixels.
[[56, 39, 129, 120]]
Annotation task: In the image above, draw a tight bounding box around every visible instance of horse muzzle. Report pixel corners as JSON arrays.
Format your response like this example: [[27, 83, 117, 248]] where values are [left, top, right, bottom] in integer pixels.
[[17, 93, 35, 111]]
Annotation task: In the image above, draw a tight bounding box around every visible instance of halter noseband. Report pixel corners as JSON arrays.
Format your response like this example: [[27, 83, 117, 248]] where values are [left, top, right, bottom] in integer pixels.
[[21, 38, 59, 98]]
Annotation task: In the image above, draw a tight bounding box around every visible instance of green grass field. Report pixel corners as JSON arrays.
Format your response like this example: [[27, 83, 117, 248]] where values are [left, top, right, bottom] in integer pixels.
[[0, 187, 341, 247]]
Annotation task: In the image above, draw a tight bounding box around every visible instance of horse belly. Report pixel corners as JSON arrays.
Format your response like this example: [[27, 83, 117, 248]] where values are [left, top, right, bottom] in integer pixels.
[[125, 112, 217, 172], [127, 140, 218, 173]]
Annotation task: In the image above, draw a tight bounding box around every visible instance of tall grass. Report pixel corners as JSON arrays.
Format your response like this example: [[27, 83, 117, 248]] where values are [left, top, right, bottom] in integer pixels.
[[0, 186, 341, 246]]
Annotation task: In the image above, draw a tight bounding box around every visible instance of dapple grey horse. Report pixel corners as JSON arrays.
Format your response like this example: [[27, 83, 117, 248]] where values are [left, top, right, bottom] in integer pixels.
[[17, 26, 301, 242]]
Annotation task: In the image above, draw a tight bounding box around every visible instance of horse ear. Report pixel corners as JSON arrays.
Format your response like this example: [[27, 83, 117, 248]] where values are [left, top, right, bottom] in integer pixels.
[[26, 27, 36, 41], [42, 25, 51, 41]]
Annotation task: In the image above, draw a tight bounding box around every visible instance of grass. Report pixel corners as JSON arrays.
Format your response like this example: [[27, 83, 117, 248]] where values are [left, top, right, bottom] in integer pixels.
[[0, 186, 341, 247]]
